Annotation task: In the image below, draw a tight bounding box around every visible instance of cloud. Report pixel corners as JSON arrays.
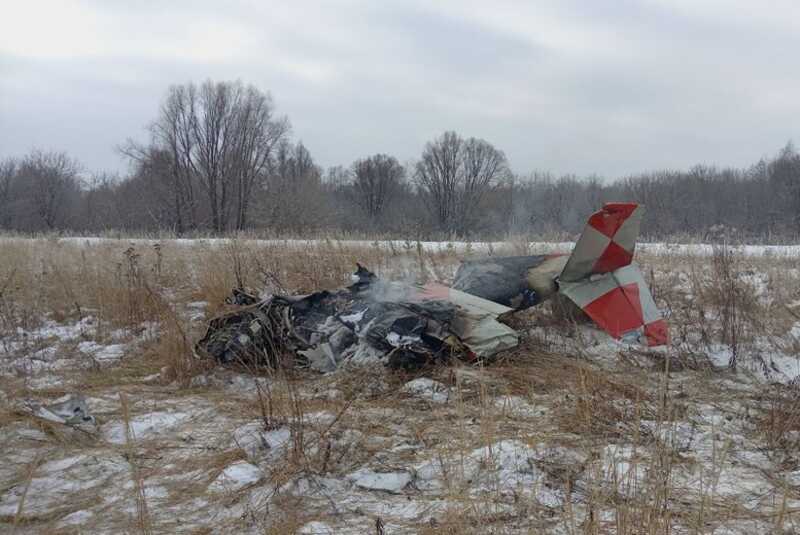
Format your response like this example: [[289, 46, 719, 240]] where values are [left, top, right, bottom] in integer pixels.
[[1, 0, 799, 177], [0, 0, 257, 62]]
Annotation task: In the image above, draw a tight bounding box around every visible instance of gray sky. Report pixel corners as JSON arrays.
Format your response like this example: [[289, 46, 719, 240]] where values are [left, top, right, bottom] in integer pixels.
[[2, 0, 799, 179]]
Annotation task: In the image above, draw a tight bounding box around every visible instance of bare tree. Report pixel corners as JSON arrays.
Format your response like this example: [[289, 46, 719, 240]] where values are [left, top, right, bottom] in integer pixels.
[[191, 80, 291, 232], [230, 84, 291, 230], [262, 141, 326, 233], [150, 83, 200, 233], [119, 143, 194, 232], [82, 172, 118, 232], [458, 137, 509, 233], [17, 150, 81, 230], [127, 80, 290, 233], [414, 131, 463, 233], [351, 154, 404, 221], [768, 141, 800, 230], [0, 157, 17, 228], [414, 131, 508, 236], [324, 165, 351, 188]]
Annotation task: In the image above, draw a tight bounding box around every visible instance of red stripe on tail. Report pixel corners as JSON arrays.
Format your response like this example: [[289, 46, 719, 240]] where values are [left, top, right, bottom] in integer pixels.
[[592, 240, 634, 274], [587, 203, 638, 238], [582, 282, 643, 339]]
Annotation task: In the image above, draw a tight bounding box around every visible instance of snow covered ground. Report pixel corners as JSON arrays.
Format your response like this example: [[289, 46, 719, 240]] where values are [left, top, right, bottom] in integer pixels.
[[1, 237, 800, 533], [2, 235, 800, 258]]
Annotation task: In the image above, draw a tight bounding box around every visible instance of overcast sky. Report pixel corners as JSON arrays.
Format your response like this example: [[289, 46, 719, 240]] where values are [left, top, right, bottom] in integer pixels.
[[2, 0, 799, 179]]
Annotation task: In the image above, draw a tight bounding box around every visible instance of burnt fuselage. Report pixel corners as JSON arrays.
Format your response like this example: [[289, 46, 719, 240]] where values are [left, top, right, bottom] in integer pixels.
[[451, 254, 568, 310]]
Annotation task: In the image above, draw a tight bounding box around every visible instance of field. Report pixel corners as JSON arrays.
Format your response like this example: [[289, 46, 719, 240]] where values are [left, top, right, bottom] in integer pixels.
[[1, 237, 800, 534]]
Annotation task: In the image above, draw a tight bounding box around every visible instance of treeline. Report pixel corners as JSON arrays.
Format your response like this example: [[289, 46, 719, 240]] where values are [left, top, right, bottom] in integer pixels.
[[1, 80, 799, 241]]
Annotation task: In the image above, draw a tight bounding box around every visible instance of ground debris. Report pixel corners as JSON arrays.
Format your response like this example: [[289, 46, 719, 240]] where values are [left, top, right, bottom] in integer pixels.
[[195, 266, 518, 371], [23, 394, 96, 427]]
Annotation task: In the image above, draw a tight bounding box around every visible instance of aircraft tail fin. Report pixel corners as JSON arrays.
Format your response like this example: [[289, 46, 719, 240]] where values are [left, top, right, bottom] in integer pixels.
[[557, 203, 668, 346], [559, 202, 644, 282], [559, 263, 668, 346]]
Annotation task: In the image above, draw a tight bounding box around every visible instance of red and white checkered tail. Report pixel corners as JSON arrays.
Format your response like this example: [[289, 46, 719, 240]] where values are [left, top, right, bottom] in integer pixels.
[[560, 202, 644, 282], [559, 264, 668, 346], [557, 203, 668, 346]]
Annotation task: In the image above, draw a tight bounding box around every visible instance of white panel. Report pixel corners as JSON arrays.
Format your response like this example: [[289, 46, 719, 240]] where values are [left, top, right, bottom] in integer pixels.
[[560, 225, 611, 282]]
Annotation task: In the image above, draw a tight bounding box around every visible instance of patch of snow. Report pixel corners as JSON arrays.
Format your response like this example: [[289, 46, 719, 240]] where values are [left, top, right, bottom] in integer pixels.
[[103, 411, 191, 444], [705, 343, 800, 384], [303, 387, 342, 401], [707, 346, 735, 368], [58, 509, 94, 526], [147, 485, 169, 500], [47, 237, 800, 258], [740, 271, 772, 305], [791, 321, 800, 339], [186, 301, 208, 321], [209, 461, 262, 492], [493, 395, 545, 418], [78, 340, 127, 361], [600, 444, 646, 492], [299, 521, 335, 534], [699, 462, 771, 499], [402, 378, 450, 403], [232, 424, 292, 460], [531, 444, 587, 472], [277, 475, 349, 499], [414, 439, 562, 507], [347, 468, 411, 493], [390, 442, 419, 453], [189, 374, 211, 387], [263, 427, 291, 450], [639, 420, 697, 451], [763, 353, 800, 384], [0, 456, 126, 517], [784, 469, 800, 486], [13, 427, 49, 441], [339, 494, 442, 522], [215, 372, 270, 395], [122, 480, 169, 500], [304, 411, 336, 426], [109, 328, 133, 341], [232, 421, 268, 458], [18, 317, 96, 344], [26, 374, 66, 390], [94, 344, 127, 361], [231, 422, 291, 459], [40, 455, 89, 474]]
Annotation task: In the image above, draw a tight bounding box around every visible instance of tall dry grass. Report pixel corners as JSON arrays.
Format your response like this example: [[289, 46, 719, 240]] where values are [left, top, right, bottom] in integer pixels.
[[1, 237, 798, 533]]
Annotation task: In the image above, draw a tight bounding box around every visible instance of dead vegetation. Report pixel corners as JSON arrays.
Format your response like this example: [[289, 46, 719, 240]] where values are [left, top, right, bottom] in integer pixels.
[[1, 237, 800, 533]]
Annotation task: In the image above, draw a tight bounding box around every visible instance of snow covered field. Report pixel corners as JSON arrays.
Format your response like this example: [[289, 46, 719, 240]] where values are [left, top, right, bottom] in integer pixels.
[[3, 235, 800, 258], [1, 237, 800, 533]]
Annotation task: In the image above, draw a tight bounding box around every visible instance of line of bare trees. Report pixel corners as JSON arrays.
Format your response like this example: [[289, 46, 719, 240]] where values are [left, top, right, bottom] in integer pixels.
[[1, 150, 83, 231], [121, 80, 290, 233], [1, 79, 799, 240]]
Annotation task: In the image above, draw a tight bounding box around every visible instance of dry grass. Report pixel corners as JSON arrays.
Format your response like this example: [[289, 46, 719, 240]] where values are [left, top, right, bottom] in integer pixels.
[[11, 453, 41, 533], [1, 236, 799, 533], [120, 392, 153, 535]]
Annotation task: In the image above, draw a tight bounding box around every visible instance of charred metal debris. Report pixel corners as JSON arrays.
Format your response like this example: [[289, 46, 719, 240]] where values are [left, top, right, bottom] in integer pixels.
[[195, 204, 669, 372], [195, 264, 520, 372]]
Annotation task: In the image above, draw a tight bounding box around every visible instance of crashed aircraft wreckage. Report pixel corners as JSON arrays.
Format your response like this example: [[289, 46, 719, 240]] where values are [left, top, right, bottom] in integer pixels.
[[196, 203, 668, 371]]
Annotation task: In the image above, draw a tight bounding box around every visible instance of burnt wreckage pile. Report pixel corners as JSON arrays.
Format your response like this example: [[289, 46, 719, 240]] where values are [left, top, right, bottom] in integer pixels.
[[195, 265, 520, 371], [195, 204, 669, 371]]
